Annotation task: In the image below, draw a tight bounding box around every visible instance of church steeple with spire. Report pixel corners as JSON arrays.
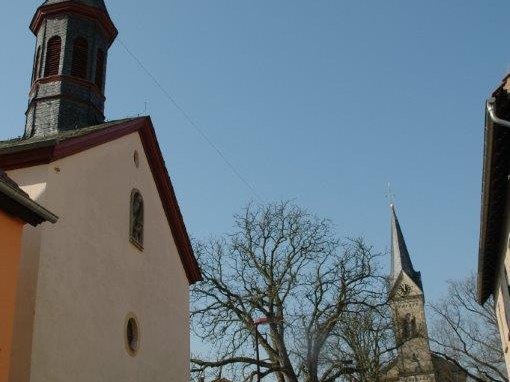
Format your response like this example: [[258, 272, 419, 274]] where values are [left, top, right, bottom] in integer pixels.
[[384, 205, 437, 382], [25, 0, 117, 137]]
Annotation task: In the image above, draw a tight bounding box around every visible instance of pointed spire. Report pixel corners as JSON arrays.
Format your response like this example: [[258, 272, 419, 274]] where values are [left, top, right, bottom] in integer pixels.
[[390, 204, 423, 290]]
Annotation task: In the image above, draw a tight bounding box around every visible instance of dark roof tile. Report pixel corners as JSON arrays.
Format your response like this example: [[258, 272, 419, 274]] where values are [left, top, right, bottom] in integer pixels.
[[0, 118, 138, 154]]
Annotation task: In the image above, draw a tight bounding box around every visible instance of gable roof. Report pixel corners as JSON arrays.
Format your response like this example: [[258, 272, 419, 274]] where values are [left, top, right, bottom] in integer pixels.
[[0, 117, 202, 284], [389, 205, 423, 291], [0, 170, 57, 226]]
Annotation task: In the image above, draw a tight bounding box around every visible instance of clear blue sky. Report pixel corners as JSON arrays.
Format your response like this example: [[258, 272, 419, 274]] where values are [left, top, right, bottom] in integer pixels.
[[3, 1, 510, 316]]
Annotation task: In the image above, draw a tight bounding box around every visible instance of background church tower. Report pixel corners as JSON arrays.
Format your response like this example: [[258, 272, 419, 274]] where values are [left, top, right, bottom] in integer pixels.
[[388, 205, 437, 381], [25, 0, 118, 138]]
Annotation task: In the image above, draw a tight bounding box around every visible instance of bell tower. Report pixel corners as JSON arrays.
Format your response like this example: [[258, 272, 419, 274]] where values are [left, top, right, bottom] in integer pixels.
[[388, 205, 436, 381], [25, 0, 117, 138]]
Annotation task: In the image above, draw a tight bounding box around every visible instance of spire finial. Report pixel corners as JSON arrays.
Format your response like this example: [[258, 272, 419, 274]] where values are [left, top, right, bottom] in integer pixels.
[[386, 182, 396, 208]]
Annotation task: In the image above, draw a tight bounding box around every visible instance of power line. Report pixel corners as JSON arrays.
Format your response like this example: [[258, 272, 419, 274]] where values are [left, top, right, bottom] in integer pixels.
[[117, 38, 263, 202]]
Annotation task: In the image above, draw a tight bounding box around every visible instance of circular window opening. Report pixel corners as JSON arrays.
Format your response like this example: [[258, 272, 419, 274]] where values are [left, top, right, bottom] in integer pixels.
[[134, 150, 140, 168], [125, 316, 139, 356]]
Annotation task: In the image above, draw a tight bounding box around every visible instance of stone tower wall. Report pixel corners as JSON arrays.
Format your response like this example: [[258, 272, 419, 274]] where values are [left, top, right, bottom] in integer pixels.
[[392, 294, 436, 380]]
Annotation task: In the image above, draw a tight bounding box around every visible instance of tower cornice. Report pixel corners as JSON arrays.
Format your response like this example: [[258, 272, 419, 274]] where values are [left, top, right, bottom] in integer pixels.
[[25, 94, 106, 121], [30, 2, 118, 47], [29, 75, 106, 102]]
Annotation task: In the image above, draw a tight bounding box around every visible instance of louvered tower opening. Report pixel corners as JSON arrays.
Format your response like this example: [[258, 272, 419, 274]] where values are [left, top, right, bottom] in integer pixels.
[[71, 37, 89, 79], [32, 46, 41, 83], [95, 49, 105, 90], [44, 36, 61, 77]]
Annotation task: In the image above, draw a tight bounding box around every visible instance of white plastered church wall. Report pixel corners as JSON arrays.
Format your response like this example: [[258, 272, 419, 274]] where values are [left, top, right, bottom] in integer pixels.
[[7, 132, 190, 382]]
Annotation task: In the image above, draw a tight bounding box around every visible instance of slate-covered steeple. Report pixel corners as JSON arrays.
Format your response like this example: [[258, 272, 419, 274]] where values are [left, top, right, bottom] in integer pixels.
[[25, 0, 117, 138], [390, 204, 423, 290]]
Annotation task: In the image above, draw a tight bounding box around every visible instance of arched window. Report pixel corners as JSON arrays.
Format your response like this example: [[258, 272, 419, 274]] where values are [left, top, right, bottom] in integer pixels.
[[95, 49, 105, 90], [44, 36, 61, 77], [402, 313, 417, 339], [32, 46, 41, 83], [125, 315, 140, 356], [130, 190, 144, 249], [71, 37, 88, 79]]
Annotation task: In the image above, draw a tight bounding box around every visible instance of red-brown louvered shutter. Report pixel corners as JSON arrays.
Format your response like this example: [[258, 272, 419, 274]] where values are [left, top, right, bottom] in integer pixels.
[[71, 37, 89, 79], [32, 47, 41, 83], [95, 49, 105, 90], [44, 36, 61, 77]]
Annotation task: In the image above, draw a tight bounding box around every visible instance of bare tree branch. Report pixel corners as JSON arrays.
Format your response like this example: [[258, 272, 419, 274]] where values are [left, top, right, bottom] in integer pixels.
[[190, 202, 390, 382], [430, 273, 508, 382]]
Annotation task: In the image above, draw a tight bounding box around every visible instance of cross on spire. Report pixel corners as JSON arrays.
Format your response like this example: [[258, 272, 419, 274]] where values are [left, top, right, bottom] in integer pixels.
[[386, 182, 396, 207]]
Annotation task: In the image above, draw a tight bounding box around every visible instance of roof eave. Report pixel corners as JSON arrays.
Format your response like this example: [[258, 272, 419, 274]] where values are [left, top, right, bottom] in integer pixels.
[[477, 95, 510, 305], [0, 180, 58, 225], [139, 118, 202, 284], [478, 111, 494, 304]]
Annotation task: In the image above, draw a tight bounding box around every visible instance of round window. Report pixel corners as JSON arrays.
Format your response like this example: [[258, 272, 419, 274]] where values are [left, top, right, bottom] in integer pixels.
[[125, 315, 140, 356]]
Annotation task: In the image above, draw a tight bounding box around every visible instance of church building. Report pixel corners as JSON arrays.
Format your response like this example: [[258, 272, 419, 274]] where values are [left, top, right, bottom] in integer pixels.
[[0, 1, 201, 381], [381, 206, 466, 382]]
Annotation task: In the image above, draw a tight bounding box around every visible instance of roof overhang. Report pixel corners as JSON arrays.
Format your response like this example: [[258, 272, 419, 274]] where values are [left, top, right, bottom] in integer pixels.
[[0, 117, 202, 284], [0, 174, 58, 226], [478, 82, 510, 304], [30, 2, 118, 47]]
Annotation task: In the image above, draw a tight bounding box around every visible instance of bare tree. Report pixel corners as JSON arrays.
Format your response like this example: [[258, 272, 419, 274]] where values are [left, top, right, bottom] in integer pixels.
[[190, 202, 391, 382], [331, 305, 395, 382], [430, 273, 508, 382]]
